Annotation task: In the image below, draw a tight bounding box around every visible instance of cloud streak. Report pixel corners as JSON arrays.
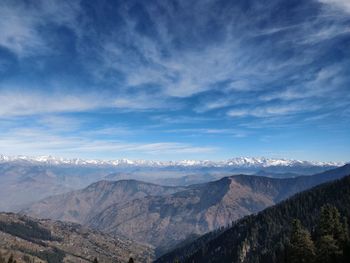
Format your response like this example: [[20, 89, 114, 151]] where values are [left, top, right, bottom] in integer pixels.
[[0, 90, 104, 117], [0, 126, 216, 159]]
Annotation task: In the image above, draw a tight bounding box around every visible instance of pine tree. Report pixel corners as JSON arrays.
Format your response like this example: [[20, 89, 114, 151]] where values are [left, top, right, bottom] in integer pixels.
[[315, 205, 344, 263], [128, 257, 134, 263], [343, 217, 349, 242], [0, 251, 5, 263], [7, 254, 14, 263], [288, 219, 316, 263], [93, 257, 98, 263], [341, 216, 350, 263]]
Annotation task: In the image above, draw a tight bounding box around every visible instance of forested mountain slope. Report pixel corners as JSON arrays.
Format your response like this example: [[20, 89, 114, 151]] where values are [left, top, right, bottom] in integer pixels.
[[156, 175, 350, 263]]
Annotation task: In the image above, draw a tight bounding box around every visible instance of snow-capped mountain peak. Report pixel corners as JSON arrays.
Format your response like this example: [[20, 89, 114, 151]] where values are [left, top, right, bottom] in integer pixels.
[[0, 154, 344, 168]]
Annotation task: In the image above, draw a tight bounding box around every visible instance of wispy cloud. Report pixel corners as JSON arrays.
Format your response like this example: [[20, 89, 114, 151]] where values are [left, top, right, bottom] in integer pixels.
[[0, 0, 80, 57], [0, 90, 104, 117], [227, 102, 320, 118], [164, 128, 248, 138], [0, 126, 216, 159], [1, 0, 349, 117], [318, 0, 350, 14]]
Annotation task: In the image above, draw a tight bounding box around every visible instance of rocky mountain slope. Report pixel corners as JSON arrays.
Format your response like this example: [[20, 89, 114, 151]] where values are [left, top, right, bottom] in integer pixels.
[[22, 180, 184, 224], [156, 175, 350, 263], [0, 212, 153, 263], [88, 176, 275, 255]]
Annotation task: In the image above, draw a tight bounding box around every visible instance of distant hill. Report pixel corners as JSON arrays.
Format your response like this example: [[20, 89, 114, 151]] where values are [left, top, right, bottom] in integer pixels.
[[0, 212, 153, 263], [0, 162, 116, 212], [156, 175, 350, 263], [22, 180, 184, 224]]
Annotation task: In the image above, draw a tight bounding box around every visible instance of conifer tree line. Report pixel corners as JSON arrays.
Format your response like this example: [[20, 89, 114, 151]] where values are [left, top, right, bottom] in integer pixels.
[[288, 204, 350, 263], [157, 176, 350, 263], [92, 256, 135, 263]]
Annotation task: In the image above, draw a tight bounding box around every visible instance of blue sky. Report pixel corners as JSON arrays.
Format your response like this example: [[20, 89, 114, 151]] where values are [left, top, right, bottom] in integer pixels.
[[0, 0, 349, 162]]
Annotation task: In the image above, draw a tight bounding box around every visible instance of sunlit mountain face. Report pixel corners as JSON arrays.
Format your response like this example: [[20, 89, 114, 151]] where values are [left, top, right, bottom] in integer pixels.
[[0, 0, 349, 161]]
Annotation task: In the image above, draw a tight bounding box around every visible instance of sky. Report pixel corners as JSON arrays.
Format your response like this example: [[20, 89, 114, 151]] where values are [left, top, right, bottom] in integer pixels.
[[0, 0, 349, 162]]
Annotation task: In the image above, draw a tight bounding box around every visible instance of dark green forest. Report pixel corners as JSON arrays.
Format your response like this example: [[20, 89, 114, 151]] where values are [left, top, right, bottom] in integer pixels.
[[156, 175, 350, 263]]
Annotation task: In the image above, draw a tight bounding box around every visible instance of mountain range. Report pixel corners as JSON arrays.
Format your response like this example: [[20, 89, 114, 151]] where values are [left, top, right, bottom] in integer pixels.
[[0, 154, 342, 170], [22, 164, 350, 256], [1, 155, 343, 212]]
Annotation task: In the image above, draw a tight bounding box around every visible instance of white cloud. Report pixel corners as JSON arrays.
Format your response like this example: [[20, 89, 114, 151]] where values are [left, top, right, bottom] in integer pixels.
[[101, 37, 254, 99], [227, 102, 320, 118], [260, 65, 346, 102], [113, 93, 180, 110], [0, 86, 183, 117], [0, 127, 216, 159], [0, 0, 81, 56], [164, 128, 248, 138], [0, 90, 104, 117], [37, 115, 84, 131], [194, 98, 233, 113], [0, 5, 44, 56], [318, 0, 350, 14]]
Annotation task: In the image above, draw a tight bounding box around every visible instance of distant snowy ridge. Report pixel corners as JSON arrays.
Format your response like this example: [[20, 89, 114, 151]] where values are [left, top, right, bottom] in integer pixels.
[[0, 154, 344, 168]]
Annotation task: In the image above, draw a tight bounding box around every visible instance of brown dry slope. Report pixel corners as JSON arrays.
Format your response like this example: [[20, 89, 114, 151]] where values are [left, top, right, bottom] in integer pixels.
[[0, 212, 154, 263], [87, 176, 280, 255]]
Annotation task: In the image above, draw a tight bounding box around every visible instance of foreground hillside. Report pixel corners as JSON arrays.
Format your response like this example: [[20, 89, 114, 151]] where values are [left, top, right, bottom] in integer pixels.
[[23, 164, 350, 256], [0, 213, 153, 263], [156, 175, 350, 263]]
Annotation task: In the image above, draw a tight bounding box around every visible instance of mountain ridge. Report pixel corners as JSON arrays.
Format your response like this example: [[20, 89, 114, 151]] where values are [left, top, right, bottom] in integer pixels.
[[21, 179, 185, 224]]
